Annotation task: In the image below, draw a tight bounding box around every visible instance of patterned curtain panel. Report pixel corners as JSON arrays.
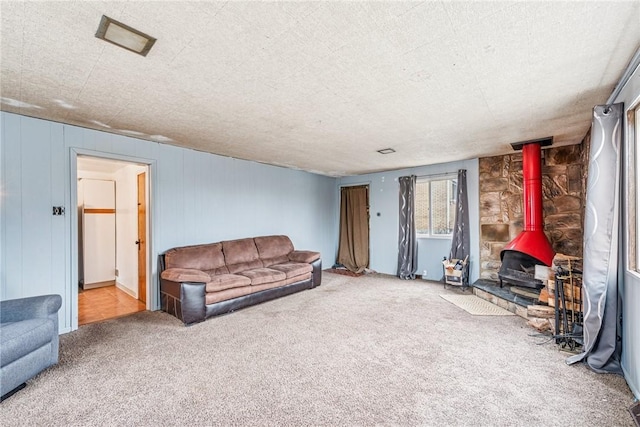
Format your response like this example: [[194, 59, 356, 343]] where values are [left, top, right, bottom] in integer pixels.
[[567, 103, 623, 373], [397, 175, 417, 279], [337, 185, 370, 274], [449, 169, 469, 262]]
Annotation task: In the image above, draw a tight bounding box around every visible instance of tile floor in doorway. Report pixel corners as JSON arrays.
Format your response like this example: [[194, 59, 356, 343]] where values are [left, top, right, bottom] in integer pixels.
[[78, 285, 146, 325]]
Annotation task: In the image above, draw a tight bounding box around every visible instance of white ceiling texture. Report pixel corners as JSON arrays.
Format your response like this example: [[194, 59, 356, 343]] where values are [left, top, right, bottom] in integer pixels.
[[1, 1, 639, 177]]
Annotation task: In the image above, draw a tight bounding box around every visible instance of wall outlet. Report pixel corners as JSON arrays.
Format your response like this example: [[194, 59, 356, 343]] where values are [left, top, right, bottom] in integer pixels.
[[115, 269, 119, 277], [422, 270, 428, 279]]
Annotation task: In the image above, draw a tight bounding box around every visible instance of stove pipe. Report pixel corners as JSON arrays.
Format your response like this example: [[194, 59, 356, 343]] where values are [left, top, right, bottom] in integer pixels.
[[500, 138, 555, 266]]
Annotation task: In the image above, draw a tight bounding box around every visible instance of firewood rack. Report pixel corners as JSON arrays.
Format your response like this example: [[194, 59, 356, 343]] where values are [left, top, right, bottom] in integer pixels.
[[550, 256, 583, 351], [442, 256, 470, 290]]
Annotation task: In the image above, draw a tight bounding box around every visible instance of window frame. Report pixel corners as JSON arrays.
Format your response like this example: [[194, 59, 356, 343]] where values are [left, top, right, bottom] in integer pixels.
[[630, 102, 640, 273], [415, 174, 458, 239]]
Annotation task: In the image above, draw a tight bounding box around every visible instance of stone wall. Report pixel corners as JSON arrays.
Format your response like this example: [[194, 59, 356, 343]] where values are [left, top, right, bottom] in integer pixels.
[[479, 141, 587, 281]]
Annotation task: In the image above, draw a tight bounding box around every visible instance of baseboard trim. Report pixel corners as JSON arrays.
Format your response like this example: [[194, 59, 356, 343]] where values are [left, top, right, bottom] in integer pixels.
[[82, 280, 115, 290], [115, 282, 136, 298]]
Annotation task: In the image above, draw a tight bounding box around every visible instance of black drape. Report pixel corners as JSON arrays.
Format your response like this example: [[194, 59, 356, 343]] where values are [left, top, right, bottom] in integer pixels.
[[449, 169, 470, 262], [397, 175, 417, 279]]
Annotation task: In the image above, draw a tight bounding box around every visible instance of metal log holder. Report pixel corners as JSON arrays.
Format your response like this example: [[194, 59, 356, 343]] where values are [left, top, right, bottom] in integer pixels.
[[552, 257, 583, 351]]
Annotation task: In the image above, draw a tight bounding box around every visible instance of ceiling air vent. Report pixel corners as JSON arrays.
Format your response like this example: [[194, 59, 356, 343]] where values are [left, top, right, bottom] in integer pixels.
[[377, 148, 396, 154]]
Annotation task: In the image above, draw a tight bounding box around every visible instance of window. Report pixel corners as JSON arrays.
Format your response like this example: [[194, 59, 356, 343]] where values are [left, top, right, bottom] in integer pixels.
[[415, 176, 457, 237]]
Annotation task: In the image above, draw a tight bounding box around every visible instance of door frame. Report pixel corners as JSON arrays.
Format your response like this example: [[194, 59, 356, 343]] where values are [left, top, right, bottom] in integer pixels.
[[70, 148, 156, 331], [337, 182, 371, 269], [137, 171, 147, 304]]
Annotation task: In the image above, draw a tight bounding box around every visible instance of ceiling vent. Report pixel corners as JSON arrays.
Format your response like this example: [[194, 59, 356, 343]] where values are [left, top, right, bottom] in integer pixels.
[[377, 148, 396, 154], [95, 15, 156, 56]]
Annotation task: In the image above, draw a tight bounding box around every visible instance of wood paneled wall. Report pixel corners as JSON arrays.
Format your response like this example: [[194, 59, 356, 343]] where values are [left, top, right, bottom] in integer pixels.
[[1, 112, 338, 332]]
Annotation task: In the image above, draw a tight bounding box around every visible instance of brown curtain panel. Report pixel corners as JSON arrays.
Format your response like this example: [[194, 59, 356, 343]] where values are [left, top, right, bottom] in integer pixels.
[[337, 185, 369, 273]]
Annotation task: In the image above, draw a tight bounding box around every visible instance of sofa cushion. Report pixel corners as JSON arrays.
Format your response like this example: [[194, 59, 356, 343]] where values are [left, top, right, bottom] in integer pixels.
[[1, 318, 54, 367], [283, 272, 312, 285], [204, 266, 230, 276], [226, 259, 264, 275], [261, 255, 290, 268], [254, 235, 294, 259], [205, 274, 251, 292], [289, 250, 321, 264], [250, 280, 290, 293], [222, 238, 260, 265], [164, 243, 225, 271], [161, 268, 211, 283], [239, 268, 287, 286], [270, 262, 313, 279], [205, 285, 255, 305]]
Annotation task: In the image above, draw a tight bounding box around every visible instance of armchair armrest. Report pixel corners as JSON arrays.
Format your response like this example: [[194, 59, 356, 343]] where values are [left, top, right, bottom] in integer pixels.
[[0, 294, 62, 323]]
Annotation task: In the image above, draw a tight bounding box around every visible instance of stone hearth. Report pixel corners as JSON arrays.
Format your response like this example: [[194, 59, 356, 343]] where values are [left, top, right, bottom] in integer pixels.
[[472, 279, 539, 319]]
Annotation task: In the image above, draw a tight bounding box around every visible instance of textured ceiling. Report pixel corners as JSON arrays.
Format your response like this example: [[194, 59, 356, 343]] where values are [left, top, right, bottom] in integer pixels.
[[1, 1, 639, 177]]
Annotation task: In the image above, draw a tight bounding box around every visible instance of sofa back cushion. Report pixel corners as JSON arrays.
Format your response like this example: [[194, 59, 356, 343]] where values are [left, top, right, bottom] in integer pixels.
[[222, 238, 262, 273], [254, 235, 294, 266], [164, 243, 226, 271]]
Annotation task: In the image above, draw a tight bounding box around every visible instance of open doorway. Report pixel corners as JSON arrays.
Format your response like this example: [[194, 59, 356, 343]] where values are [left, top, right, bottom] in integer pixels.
[[77, 156, 149, 325]]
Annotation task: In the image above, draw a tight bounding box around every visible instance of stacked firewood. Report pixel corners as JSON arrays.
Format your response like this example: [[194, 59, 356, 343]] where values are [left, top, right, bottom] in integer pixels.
[[526, 254, 583, 338]]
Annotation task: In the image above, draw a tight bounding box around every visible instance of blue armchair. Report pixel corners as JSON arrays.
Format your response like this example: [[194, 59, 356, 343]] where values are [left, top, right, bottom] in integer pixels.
[[1, 294, 62, 400]]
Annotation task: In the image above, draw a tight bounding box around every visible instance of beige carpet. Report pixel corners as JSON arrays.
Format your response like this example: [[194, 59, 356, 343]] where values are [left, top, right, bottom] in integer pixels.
[[1, 273, 635, 426], [440, 294, 515, 316], [324, 267, 363, 277]]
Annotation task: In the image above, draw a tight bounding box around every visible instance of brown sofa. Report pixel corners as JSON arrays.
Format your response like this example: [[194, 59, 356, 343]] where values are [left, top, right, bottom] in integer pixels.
[[159, 235, 321, 325]]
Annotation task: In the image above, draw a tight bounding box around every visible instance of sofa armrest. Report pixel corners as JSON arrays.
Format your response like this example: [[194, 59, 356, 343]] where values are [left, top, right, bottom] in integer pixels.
[[160, 279, 207, 325], [311, 258, 322, 288], [0, 294, 62, 323], [161, 268, 210, 283], [289, 250, 321, 264]]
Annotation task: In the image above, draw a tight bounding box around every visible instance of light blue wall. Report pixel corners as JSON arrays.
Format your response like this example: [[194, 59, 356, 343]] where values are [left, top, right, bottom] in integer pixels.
[[617, 59, 640, 400], [0, 112, 338, 332], [338, 159, 480, 283]]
